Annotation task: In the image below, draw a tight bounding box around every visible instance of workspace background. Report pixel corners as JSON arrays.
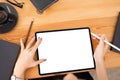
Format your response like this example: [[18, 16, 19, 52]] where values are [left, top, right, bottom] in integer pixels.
[[0, 0, 120, 80]]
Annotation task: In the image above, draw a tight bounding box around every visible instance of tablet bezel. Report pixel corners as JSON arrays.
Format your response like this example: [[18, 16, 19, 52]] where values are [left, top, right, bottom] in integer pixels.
[[35, 27, 95, 76]]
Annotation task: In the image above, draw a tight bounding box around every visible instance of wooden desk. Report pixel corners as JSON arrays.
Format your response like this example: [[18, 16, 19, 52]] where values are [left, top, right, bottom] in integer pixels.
[[0, 0, 120, 79]]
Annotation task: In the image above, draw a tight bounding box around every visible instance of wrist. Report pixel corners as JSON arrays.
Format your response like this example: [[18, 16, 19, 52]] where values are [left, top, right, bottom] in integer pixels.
[[13, 70, 25, 79], [94, 55, 104, 62], [13, 65, 26, 78], [11, 75, 24, 80], [94, 57, 104, 63]]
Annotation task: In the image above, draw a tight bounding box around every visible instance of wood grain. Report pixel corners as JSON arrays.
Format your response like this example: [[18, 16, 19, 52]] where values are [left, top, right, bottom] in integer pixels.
[[0, 0, 120, 79]]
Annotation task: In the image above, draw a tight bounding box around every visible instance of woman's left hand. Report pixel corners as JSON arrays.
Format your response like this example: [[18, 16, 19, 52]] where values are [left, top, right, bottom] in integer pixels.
[[13, 37, 46, 78]]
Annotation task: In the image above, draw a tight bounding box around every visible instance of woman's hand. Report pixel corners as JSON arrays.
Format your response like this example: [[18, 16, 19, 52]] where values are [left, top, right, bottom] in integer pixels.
[[94, 35, 109, 61], [13, 37, 46, 78], [93, 34, 109, 80]]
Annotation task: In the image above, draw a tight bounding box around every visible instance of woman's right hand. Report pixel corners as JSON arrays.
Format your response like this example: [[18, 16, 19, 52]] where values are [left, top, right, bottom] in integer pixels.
[[94, 34, 109, 61]]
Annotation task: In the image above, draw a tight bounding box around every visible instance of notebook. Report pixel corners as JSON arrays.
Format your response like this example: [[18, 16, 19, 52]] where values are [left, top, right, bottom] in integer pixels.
[[111, 12, 120, 53], [30, 0, 58, 13], [0, 40, 20, 80], [35, 27, 95, 75]]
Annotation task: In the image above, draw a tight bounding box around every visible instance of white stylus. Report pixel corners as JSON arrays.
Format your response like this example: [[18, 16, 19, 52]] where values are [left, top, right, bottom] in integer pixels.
[[91, 32, 120, 52]]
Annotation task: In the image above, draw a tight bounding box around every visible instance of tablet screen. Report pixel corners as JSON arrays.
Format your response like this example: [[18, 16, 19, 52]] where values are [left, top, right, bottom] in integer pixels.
[[35, 27, 95, 75]]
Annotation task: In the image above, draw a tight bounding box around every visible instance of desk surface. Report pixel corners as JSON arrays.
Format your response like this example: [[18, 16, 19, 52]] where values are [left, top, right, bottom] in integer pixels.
[[0, 0, 120, 79]]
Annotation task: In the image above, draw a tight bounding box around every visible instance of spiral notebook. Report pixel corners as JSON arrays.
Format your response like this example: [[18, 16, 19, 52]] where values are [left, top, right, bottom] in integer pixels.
[[0, 40, 20, 80], [30, 0, 58, 13], [111, 12, 120, 53]]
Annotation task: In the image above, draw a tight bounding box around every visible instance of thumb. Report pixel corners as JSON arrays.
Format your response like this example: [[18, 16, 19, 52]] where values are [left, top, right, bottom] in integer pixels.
[[35, 59, 47, 65]]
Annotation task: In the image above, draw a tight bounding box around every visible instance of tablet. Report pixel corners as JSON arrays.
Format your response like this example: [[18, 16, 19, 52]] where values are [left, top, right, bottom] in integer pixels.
[[35, 27, 95, 75]]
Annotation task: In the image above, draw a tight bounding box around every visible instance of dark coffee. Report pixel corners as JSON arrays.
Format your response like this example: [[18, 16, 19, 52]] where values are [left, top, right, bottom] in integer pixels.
[[0, 3, 18, 33], [0, 11, 8, 24]]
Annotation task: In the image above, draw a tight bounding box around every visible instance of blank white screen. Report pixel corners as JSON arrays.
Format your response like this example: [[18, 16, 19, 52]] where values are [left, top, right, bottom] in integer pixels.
[[36, 28, 95, 75]]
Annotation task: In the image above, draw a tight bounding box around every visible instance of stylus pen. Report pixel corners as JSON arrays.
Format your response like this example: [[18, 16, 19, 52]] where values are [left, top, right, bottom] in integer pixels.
[[91, 32, 120, 52], [24, 19, 34, 47]]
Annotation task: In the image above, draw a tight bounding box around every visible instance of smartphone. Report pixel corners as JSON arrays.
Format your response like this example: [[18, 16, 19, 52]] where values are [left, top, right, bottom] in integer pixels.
[[30, 0, 58, 13]]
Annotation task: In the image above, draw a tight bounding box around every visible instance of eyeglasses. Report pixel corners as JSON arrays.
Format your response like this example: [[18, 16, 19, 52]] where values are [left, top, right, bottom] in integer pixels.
[[6, 0, 24, 8]]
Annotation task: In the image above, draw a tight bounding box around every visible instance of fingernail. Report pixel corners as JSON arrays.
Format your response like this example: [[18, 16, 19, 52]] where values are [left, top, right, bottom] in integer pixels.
[[38, 37, 42, 40], [44, 59, 47, 61]]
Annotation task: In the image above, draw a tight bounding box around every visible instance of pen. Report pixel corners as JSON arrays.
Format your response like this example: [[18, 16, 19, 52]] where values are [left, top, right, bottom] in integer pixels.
[[24, 19, 34, 46], [91, 32, 120, 52]]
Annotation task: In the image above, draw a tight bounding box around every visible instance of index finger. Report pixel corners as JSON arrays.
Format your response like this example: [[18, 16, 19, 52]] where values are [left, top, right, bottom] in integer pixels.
[[26, 37, 35, 49]]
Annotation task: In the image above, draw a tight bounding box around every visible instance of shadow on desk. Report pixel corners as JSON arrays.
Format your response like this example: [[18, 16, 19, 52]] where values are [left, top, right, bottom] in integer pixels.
[[29, 72, 93, 80]]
